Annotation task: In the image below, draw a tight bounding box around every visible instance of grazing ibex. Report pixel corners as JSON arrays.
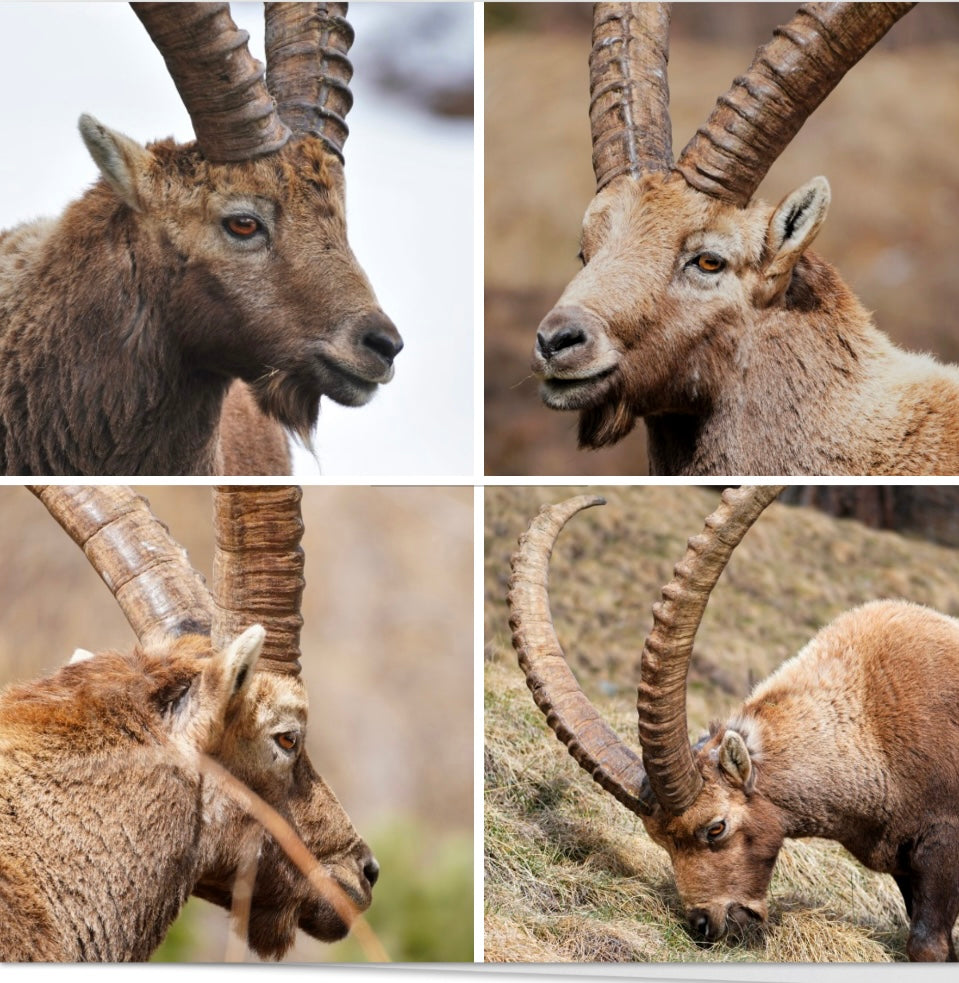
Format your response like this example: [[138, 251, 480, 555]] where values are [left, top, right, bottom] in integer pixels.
[[510, 486, 959, 961], [532, 3, 959, 476], [0, 486, 377, 960], [0, 3, 401, 475]]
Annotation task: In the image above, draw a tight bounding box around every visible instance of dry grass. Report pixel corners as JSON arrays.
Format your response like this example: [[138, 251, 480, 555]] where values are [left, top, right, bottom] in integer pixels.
[[484, 486, 959, 962]]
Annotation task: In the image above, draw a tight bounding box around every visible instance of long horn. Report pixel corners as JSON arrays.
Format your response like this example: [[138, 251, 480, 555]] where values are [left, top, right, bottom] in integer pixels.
[[29, 485, 213, 649], [638, 486, 784, 813], [590, 3, 673, 193], [212, 486, 305, 675], [264, 2, 355, 164], [675, 2, 914, 205], [132, 2, 291, 163], [508, 496, 652, 816]]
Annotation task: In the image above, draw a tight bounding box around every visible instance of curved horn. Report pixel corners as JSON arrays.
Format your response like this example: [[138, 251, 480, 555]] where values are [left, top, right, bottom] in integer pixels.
[[675, 2, 914, 205], [265, 2, 355, 164], [638, 485, 784, 814], [212, 486, 305, 676], [29, 485, 213, 649], [132, 2, 291, 163], [508, 496, 652, 816], [590, 3, 673, 193]]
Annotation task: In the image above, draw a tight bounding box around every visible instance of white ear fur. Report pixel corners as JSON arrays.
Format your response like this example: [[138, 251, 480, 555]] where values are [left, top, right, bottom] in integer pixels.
[[719, 730, 753, 790], [762, 176, 831, 302], [68, 647, 95, 665], [78, 113, 151, 211], [223, 624, 266, 697]]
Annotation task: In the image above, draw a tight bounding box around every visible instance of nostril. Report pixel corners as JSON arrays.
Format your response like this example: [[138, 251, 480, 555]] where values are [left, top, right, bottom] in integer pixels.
[[363, 857, 380, 888], [363, 330, 403, 365], [537, 326, 587, 358], [688, 908, 711, 940]]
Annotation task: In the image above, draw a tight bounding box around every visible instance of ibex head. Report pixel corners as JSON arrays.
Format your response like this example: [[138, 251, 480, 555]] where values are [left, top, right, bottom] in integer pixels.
[[34, 484, 377, 958], [82, 4, 401, 443], [534, 3, 912, 452], [508, 486, 785, 943]]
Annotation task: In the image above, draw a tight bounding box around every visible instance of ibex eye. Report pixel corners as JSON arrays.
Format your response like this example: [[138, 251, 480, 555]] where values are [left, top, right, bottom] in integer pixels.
[[705, 820, 727, 841], [223, 215, 262, 238], [274, 732, 298, 752], [693, 252, 726, 274]]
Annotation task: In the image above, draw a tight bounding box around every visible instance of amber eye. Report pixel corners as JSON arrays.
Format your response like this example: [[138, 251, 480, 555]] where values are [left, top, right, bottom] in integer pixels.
[[224, 215, 262, 238], [705, 820, 727, 841], [694, 252, 726, 273], [274, 732, 298, 752]]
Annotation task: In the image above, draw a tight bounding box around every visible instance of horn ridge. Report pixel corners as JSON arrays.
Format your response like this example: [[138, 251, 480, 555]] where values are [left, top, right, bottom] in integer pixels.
[[265, 2, 355, 163], [675, 2, 914, 204], [132, 2, 291, 162], [508, 495, 652, 816], [212, 485, 305, 675], [637, 486, 784, 814], [29, 485, 213, 648], [590, 2, 673, 192]]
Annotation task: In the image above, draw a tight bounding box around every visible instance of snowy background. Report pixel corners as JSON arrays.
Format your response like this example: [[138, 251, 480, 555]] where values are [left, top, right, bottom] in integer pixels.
[[0, 2, 474, 477]]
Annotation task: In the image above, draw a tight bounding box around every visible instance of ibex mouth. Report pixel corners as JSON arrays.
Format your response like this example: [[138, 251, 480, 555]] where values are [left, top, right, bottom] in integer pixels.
[[316, 355, 392, 407], [539, 366, 618, 410]]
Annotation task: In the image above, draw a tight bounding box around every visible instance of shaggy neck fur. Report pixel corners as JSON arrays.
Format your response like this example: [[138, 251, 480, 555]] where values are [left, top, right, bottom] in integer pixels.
[[0, 186, 230, 475], [643, 254, 959, 476]]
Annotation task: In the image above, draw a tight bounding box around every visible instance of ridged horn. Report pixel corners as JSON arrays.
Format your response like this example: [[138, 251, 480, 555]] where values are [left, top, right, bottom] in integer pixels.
[[265, 2, 355, 164], [132, 2, 291, 163], [675, 2, 914, 205], [508, 495, 652, 816], [638, 485, 784, 814], [590, 3, 673, 193], [29, 485, 213, 649], [212, 486, 305, 676]]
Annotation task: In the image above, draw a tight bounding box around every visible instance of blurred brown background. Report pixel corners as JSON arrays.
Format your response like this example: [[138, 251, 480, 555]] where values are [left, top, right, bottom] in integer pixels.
[[485, 3, 959, 475], [0, 485, 472, 962]]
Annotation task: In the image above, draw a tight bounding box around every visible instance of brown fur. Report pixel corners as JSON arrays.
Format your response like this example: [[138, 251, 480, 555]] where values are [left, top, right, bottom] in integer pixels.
[[0, 631, 375, 960], [535, 172, 959, 475], [642, 600, 959, 961], [0, 131, 399, 475]]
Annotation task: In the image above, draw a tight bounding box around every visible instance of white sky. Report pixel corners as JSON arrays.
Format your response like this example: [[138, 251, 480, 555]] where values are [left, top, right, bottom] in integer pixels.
[[0, 2, 474, 477]]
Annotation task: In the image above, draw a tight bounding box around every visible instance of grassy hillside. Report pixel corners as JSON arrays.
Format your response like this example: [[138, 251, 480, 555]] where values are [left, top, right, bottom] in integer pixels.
[[485, 485, 959, 962]]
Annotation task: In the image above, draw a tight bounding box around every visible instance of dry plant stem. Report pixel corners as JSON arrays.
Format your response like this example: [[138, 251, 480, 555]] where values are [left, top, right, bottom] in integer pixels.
[[226, 832, 262, 961], [199, 754, 390, 962]]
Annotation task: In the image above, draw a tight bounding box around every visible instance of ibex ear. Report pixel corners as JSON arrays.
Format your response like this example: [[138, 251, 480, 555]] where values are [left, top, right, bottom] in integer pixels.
[[719, 730, 754, 792], [223, 624, 266, 698], [760, 176, 830, 305], [78, 114, 151, 212], [68, 647, 95, 665]]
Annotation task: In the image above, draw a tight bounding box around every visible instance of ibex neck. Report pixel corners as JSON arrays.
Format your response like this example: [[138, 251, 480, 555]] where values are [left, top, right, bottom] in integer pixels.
[[646, 256, 912, 476], [0, 196, 227, 474]]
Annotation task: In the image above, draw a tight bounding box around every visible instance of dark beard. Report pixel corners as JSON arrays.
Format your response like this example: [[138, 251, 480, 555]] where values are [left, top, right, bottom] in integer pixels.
[[578, 392, 637, 449], [249, 369, 321, 450]]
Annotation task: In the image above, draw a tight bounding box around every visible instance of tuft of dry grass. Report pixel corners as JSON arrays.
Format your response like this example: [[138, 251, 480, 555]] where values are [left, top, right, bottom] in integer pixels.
[[485, 486, 959, 962]]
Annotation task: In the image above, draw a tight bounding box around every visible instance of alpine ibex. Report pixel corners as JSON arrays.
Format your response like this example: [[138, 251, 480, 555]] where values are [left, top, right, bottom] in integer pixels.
[[0, 486, 377, 960], [0, 3, 401, 476], [510, 486, 959, 961], [532, 3, 959, 476]]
